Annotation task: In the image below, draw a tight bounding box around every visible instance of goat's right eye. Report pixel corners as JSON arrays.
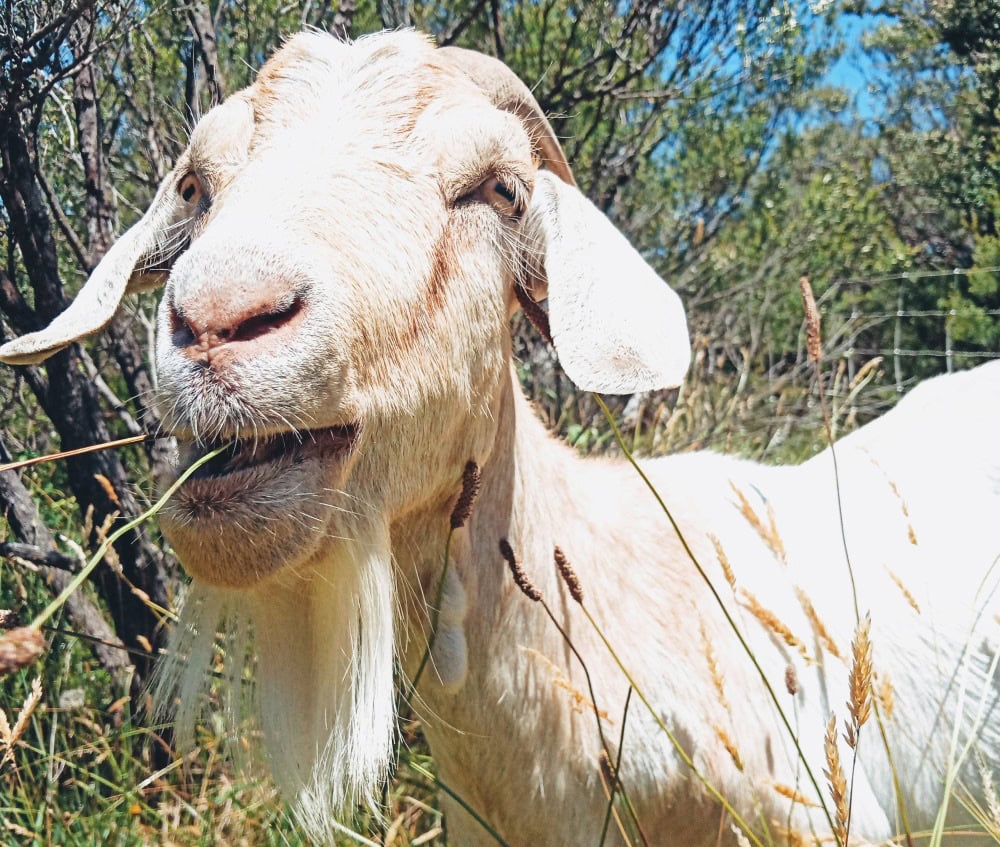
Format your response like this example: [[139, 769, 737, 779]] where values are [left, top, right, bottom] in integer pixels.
[[465, 174, 525, 219], [178, 172, 204, 205]]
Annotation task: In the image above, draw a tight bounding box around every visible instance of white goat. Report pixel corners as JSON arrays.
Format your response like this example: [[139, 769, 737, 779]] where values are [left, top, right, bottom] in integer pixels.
[[2, 30, 998, 847]]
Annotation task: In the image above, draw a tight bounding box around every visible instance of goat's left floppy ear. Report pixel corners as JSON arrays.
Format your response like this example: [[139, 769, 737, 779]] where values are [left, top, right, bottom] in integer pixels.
[[0, 174, 178, 366], [523, 170, 691, 394]]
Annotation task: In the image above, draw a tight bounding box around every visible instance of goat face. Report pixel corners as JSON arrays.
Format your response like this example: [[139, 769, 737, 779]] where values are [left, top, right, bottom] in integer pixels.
[[152, 36, 534, 588]]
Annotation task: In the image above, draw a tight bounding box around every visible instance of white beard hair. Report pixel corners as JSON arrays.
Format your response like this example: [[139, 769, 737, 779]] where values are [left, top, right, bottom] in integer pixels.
[[154, 519, 397, 843]]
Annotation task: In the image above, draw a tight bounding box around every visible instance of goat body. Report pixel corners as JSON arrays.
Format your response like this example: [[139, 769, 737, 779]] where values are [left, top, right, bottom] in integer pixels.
[[401, 362, 1000, 845], [1, 29, 996, 846]]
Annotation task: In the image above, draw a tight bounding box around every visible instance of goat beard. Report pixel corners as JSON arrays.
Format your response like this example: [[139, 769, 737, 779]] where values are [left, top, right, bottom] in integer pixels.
[[155, 519, 396, 840]]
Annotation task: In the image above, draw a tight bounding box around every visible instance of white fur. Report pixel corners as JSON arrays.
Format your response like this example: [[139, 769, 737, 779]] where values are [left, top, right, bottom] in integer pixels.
[[157, 518, 396, 836]]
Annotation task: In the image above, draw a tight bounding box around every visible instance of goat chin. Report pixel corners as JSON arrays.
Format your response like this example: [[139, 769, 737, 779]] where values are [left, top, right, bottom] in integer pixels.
[[155, 519, 396, 841]]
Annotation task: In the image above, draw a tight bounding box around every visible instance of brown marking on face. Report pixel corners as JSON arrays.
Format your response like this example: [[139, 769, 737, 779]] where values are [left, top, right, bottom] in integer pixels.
[[422, 205, 496, 319], [350, 206, 491, 377], [426, 222, 458, 313]]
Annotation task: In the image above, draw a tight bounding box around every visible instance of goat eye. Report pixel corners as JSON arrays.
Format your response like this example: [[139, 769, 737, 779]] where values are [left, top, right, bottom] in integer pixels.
[[469, 175, 523, 218], [178, 172, 204, 205], [494, 181, 517, 204]]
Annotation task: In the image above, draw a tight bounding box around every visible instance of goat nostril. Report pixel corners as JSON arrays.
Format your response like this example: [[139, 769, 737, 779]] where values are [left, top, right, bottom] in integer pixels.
[[230, 297, 305, 344], [172, 296, 305, 362], [170, 305, 196, 349]]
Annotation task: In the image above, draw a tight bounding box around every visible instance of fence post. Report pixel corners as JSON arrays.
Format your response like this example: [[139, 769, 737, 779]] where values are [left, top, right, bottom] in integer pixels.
[[944, 316, 953, 374], [894, 283, 904, 393]]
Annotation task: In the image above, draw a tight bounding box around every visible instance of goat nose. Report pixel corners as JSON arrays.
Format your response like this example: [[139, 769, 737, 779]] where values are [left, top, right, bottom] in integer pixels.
[[170, 295, 305, 366]]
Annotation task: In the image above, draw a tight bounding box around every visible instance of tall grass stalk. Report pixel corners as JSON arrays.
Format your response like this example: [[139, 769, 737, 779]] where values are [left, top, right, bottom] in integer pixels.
[[28, 445, 228, 632], [801, 274, 913, 846], [535, 595, 648, 847], [407, 524, 456, 697], [406, 757, 512, 847], [0, 434, 149, 474], [599, 686, 633, 847]]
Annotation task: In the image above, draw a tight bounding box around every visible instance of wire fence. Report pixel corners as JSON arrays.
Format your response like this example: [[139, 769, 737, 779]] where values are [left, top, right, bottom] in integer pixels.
[[824, 266, 1000, 392]]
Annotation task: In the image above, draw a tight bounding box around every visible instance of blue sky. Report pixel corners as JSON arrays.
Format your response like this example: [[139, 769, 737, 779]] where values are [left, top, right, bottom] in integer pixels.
[[827, 14, 880, 116]]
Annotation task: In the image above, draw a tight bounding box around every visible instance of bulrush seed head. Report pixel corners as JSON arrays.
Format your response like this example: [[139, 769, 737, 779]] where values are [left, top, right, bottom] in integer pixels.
[[450, 460, 481, 530], [553, 546, 583, 603], [499, 539, 541, 602]]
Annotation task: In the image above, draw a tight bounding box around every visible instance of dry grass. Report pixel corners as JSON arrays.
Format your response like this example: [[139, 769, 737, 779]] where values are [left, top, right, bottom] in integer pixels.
[[795, 587, 845, 662], [875, 673, 895, 723], [846, 614, 873, 741], [823, 714, 849, 847], [977, 753, 1000, 839], [885, 567, 921, 614], [714, 725, 745, 772], [0, 675, 42, 768], [740, 588, 811, 662], [730, 482, 788, 565], [521, 646, 611, 721], [709, 532, 738, 591], [701, 620, 732, 715], [772, 782, 821, 809], [4, 336, 991, 847]]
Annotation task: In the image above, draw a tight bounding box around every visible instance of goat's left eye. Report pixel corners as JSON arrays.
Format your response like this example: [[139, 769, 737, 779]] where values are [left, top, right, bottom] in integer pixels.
[[177, 172, 205, 206]]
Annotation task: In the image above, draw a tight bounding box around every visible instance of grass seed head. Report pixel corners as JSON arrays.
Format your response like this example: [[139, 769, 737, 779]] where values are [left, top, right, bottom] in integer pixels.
[[553, 546, 583, 603], [876, 673, 895, 722], [0, 627, 45, 677], [0, 676, 42, 767], [795, 587, 844, 661], [450, 460, 481, 529], [729, 482, 786, 564], [714, 725, 744, 771], [700, 621, 730, 714], [740, 589, 810, 661], [785, 664, 799, 696], [848, 613, 873, 731], [499, 539, 541, 602], [799, 275, 822, 364], [843, 720, 857, 749], [976, 751, 1000, 837], [823, 713, 849, 846], [708, 533, 737, 590], [772, 783, 820, 808], [886, 568, 920, 614]]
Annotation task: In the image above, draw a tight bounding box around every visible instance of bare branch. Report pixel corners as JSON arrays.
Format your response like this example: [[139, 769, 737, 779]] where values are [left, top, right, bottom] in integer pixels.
[[187, 2, 225, 106], [330, 0, 356, 42]]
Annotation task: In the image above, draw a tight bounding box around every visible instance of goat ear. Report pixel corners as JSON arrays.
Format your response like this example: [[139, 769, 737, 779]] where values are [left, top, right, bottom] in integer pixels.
[[0, 175, 178, 365], [523, 170, 691, 394]]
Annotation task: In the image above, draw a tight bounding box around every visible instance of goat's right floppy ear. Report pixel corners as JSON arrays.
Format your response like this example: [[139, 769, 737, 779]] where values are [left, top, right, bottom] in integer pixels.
[[0, 174, 179, 366], [523, 170, 691, 395]]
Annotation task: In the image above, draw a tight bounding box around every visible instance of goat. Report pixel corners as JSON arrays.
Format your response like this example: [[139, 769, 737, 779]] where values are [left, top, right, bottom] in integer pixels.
[[1, 30, 997, 847]]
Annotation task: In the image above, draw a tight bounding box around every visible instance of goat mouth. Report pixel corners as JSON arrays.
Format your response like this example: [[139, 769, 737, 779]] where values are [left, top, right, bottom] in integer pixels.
[[179, 424, 360, 482]]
